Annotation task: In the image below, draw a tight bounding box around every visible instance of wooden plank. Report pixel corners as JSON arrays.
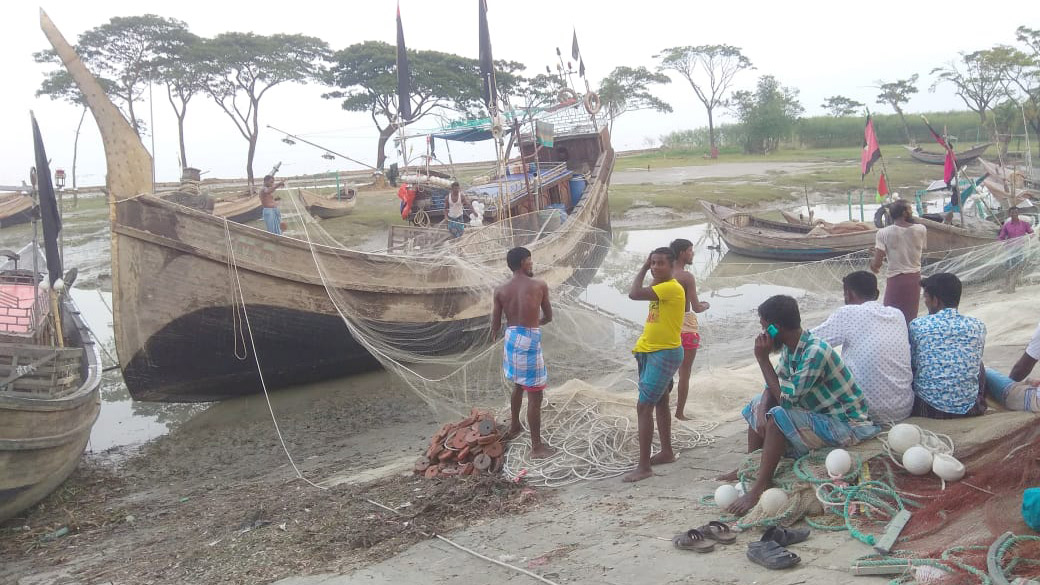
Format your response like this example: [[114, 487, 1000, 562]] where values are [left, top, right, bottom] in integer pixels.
[[850, 561, 913, 576], [874, 509, 912, 555]]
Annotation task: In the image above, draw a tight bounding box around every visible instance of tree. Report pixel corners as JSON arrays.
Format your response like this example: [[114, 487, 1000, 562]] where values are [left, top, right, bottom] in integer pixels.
[[728, 75, 803, 154], [34, 70, 115, 189], [930, 51, 1004, 124], [202, 33, 329, 187], [597, 66, 672, 133], [821, 95, 864, 117], [152, 30, 208, 169], [656, 45, 753, 157], [325, 41, 524, 169], [986, 43, 1040, 142], [875, 75, 919, 144]]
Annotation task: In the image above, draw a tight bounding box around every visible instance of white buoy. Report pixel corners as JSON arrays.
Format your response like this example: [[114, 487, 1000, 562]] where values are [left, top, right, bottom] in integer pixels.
[[825, 448, 853, 478], [53, 278, 65, 292], [734, 482, 746, 496], [888, 424, 922, 454], [902, 445, 934, 475], [760, 488, 788, 516], [714, 484, 739, 509], [932, 453, 965, 482]]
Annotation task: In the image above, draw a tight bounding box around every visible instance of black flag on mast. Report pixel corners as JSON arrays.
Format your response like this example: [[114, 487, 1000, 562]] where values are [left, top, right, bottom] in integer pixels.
[[31, 113, 62, 286], [396, 3, 412, 122], [478, 0, 497, 110], [571, 29, 585, 78]]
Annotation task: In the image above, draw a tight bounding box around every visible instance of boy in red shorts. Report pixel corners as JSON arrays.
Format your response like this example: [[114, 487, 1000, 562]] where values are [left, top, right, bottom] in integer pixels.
[[669, 239, 710, 420]]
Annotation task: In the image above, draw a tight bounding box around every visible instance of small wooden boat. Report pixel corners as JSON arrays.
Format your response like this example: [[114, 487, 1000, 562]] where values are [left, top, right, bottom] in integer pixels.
[[297, 188, 356, 219], [41, 11, 613, 402], [0, 244, 102, 522], [904, 143, 992, 165], [213, 193, 263, 223], [0, 192, 35, 228], [701, 202, 877, 261], [979, 158, 1040, 190]]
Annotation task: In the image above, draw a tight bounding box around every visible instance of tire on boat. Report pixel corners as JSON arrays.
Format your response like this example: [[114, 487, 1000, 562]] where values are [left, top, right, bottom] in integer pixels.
[[874, 204, 892, 228], [583, 91, 602, 115], [558, 88, 577, 103]]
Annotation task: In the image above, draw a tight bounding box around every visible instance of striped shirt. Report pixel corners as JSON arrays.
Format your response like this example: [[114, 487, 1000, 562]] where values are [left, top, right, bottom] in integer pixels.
[[774, 331, 872, 424]]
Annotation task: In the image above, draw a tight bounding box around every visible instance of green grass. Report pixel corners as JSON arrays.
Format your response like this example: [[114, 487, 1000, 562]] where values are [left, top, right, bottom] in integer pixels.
[[610, 181, 784, 218], [616, 146, 866, 171]]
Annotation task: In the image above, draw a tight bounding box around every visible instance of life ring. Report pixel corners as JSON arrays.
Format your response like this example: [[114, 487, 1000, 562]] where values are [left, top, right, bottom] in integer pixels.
[[874, 204, 891, 229], [583, 91, 602, 115], [557, 88, 577, 103]]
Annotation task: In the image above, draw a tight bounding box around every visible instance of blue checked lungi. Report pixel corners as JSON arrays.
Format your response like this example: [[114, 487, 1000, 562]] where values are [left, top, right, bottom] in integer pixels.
[[634, 347, 684, 405], [742, 395, 879, 457], [503, 326, 547, 390], [263, 207, 282, 235], [447, 215, 465, 238], [986, 369, 1040, 412]]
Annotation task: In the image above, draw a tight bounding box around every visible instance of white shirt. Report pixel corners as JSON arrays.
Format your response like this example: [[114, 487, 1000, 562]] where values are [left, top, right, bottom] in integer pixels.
[[1027, 321, 1040, 361], [811, 301, 914, 423], [876, 223, 927, 276]]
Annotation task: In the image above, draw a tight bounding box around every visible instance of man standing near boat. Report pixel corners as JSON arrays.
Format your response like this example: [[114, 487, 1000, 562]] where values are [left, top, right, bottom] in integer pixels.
[[870, 200, 927, 323], [446, 181, 470, 238], [998, 206, 1034, 293], [491, 246, 555, 459], [259, 175, 286, 235], [625, 247, 685, 482], [669, 238, 709, 421]]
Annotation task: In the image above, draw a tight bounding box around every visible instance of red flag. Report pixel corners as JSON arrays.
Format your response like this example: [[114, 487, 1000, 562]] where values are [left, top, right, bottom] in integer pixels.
[[921, 115, 957, 184], [877, 173, 889, 199], [861, 116, 881, 179]]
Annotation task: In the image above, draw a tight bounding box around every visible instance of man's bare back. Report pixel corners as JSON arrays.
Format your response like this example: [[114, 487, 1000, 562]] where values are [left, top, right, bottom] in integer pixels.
[[493, 275, 551, 332]]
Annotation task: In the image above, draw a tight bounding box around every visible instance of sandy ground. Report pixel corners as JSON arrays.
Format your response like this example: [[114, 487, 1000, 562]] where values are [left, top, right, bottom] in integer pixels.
[[1, 160, 1036, 585], [612, 162, 827, 185]]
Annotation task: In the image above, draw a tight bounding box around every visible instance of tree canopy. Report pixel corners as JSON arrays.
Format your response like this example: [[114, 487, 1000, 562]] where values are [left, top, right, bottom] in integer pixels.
[[597, 66, 672, 133], [821, 95, 864, 117], [656, 44, 753, 156], [930, 51, 1003, 124], [876, 75, 919, 144], [729, 75, 803, 154]]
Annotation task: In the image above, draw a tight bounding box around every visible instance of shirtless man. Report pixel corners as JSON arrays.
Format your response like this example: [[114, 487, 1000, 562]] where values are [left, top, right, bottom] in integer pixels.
[[259, 175, 286, 235], [669, 239, 710, 420], [491, 246, 555, 458]]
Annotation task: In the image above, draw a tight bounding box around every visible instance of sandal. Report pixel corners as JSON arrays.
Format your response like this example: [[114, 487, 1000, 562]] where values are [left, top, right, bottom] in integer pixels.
[[696, 520, 737, 545], [746, 540, 801, 570], [672, 528, 716, 553], [762, 525, 810, 547]]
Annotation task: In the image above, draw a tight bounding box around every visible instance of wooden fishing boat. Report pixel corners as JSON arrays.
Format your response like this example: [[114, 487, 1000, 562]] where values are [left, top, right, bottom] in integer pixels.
[[903, 143, 992, 165], [213, 193, 263, 223], [979, 158, 1040, 190], [0, 192, 35, 228], [41, 12, 613, 402], [297, 188, 356, 219], [701, 202, 877, 261], [0, 244, 102, 522]]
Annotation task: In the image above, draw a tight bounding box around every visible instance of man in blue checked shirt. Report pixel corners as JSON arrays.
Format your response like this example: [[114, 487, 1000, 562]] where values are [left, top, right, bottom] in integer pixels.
[[908, 273, 988, 418]]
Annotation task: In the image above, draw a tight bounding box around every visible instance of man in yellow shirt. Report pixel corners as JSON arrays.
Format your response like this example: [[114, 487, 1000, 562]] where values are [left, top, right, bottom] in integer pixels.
[[624, 247, 686, 483]]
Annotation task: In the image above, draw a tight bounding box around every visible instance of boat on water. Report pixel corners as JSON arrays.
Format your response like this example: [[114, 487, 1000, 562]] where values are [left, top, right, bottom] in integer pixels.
[[701, 202, 878, 261], [41, 11, 613, 403], [903, 143, 992, 165], [297, 188, 357, 219]]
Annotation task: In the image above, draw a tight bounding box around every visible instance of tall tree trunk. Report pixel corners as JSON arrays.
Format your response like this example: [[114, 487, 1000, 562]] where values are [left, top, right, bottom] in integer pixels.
[[376, 125, 396, 170], [707, 108, 717, 158], [894, 105, 912, 145], [177, 110, 188, 169], [127, 94, 140, 136], [72, 107, 87, 190], [246, 99, 260, 189]]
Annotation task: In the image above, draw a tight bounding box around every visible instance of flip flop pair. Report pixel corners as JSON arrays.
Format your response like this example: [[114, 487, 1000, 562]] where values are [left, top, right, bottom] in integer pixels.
[[672, 521, 738, 553]]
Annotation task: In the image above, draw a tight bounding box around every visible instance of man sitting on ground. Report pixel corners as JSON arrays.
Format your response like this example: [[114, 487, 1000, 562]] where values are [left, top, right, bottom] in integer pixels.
[[723, 295, 878, 515], [811, 271, 913, 424], [908, 273, 988, 418], [982, 320, 1040, 413]]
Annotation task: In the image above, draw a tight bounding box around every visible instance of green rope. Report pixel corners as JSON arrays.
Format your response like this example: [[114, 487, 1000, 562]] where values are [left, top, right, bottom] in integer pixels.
[[998, 534, 1040, 581]]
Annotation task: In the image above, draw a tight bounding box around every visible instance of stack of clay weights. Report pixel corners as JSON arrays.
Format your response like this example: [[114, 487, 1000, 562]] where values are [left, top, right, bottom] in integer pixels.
[[415, 409, 505, 478]]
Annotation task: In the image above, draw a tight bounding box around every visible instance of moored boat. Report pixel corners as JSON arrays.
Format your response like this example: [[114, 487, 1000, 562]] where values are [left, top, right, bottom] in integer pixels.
[[213, 193, 263, 223], [0, 192, 36, 228], [904, 143, 992, 165], [297, 188, 357, 219]]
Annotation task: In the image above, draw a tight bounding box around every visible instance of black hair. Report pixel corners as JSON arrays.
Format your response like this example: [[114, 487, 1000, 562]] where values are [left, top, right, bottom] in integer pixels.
[[506, 246, 531, 272], [842, 271, 879, 301], [758, 295, 801, 331], [670, 238, 693, 257], [920, 272, 961, 308], [650, 246, 676, 263], [890, 200, 914, 223], [263, 175, 274, 181], [1010, 206, 1020, 211], [451, 181, 460, 188]]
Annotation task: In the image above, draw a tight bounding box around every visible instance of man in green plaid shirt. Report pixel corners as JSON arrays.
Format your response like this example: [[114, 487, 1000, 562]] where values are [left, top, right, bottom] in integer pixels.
[[722, 295, 879, 516]]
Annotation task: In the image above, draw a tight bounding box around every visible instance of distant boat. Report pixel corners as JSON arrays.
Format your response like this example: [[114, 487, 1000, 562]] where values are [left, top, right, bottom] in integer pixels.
[[903, 143, 992, 165], [0, 192, 35, 228], [0, 244, 102, 522], [297, 188, 357, 219], [213, 193, 263, 223]]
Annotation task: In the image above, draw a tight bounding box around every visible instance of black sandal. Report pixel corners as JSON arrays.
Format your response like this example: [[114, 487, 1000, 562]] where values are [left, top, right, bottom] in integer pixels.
[[746, 540, 801, 569], [762, 525, 810, 547], [696, 520, 737, 545]]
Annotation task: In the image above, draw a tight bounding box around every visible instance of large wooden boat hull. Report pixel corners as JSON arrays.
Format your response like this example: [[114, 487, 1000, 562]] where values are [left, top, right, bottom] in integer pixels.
[[701, 202, 876, 261], [0, 194, 35, 228], [904, 143, 992, 165], [0, 305, 102, 522]]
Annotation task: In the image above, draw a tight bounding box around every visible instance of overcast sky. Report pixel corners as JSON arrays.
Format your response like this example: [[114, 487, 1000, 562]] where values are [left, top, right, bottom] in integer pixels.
[[0, 0, 1032, 187]]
